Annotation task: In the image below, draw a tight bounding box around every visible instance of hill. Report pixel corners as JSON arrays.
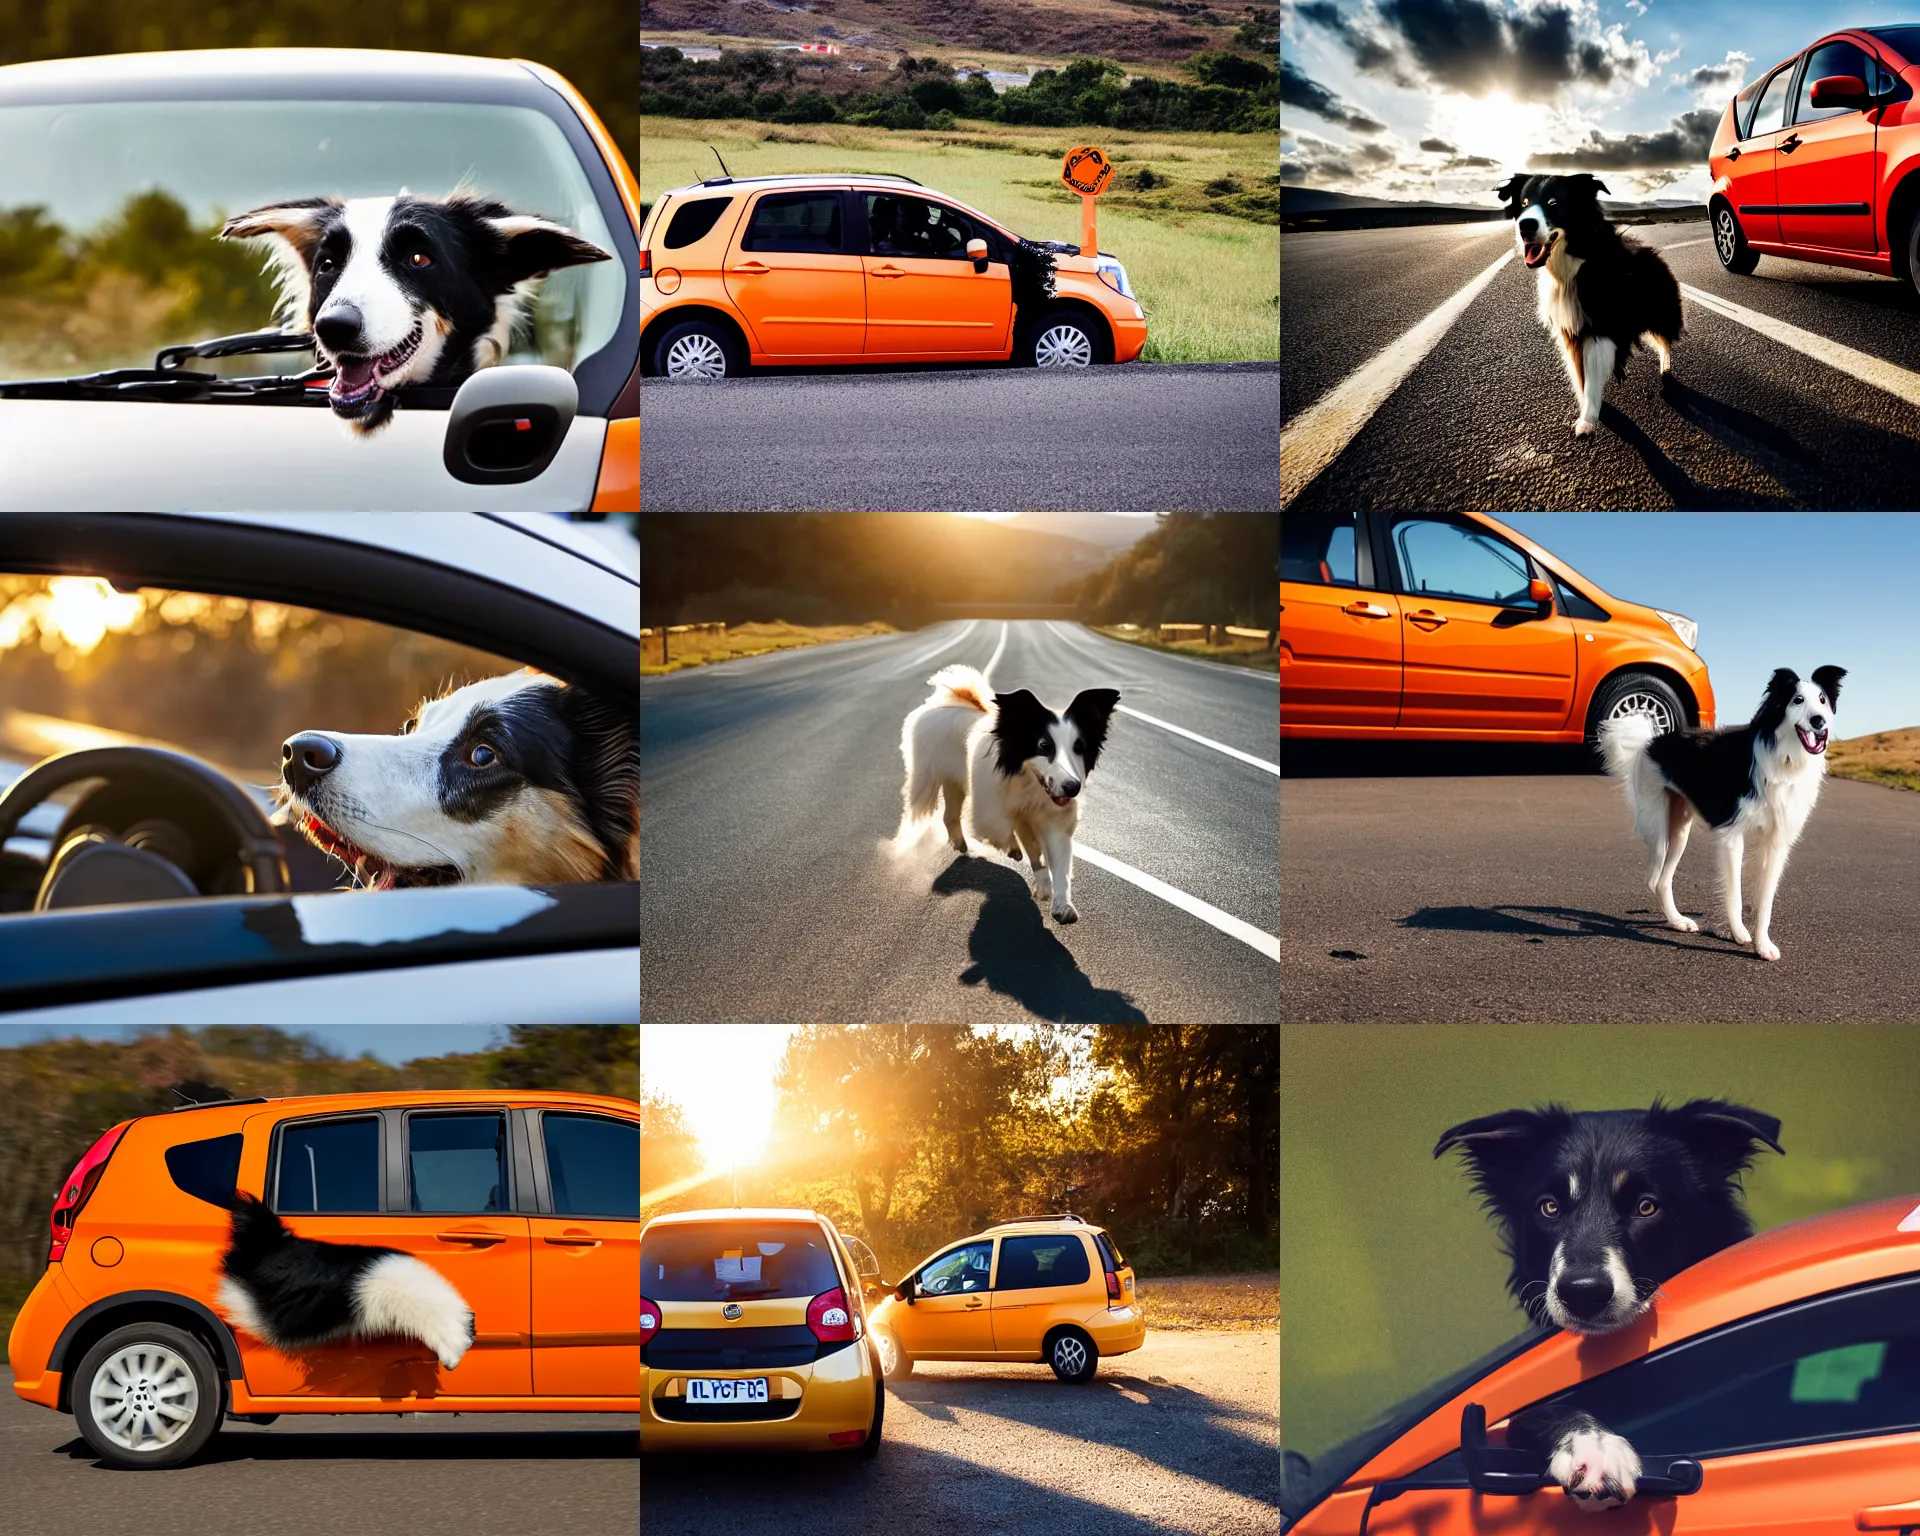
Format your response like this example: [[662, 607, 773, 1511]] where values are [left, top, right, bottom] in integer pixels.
[[1829, 726, 1920, 793], [1283, 185, 1707, 232]]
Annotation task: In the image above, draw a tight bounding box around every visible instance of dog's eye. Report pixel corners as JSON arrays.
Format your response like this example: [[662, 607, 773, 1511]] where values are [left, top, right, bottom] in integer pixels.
[[1637, 1197, 1659, 1218], [1538, 1197, 1559, 1218], [317, 256, 336, 274], [467, 743, 498, 768], [409, 251, 433, 269], [1548, 198, 1558, 207], [1794, 696, 1804, 704]]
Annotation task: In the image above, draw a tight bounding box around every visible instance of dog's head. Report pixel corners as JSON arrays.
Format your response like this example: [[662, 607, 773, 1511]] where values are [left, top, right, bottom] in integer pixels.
[[989, 686, 1121, 805], [220, 193, 610, 433], [1495, 172, 1610, 270], [1754, 665, 1846, 761], [1436, 1098, 1782, 1335], [279, 670, 637, 888]]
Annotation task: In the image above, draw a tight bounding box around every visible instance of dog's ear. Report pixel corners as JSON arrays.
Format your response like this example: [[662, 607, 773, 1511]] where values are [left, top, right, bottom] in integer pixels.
[[1434, 1107, 1565, 1203], [1494, 173, 1528, 214], [218, 196, 340, 253], [555, 683, 637, 881], [485, 211, 614, 283], [1065, 688, 1121, 771], [1753, 667, 1800, 735], [1650, 1099, 1784, 1180], [990, 689, 1052, 777], [1572, 173, 1610, 198], [1812, 665, 1847, 708]]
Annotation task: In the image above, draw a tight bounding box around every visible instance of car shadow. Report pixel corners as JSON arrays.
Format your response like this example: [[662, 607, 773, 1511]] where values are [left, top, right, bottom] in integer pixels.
[[1398, 903, 1746, 952], [57, 1426, 638, 1467], [1281, 741, 1595, 778], [931, 855, 1150, 1023]]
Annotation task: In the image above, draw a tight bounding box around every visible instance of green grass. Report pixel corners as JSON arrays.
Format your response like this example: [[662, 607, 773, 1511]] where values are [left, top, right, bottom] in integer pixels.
[[641, 620, 896, 674], [1096, 624, 1278, 671], [640, 116, 1279, 362]]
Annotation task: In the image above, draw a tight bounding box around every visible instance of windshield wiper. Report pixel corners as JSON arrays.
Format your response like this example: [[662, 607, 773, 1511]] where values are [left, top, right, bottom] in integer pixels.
[[0, 329, 328, 402]]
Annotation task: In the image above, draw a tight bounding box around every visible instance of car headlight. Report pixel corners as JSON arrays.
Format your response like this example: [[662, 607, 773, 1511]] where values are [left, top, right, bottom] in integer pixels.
[[1095, 256, 1134, 299], [1655, 609, 1698, 651]]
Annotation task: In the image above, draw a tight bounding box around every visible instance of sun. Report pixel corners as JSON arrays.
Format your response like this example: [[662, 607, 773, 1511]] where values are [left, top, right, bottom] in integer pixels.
[[641, 1025, 796, 1174], [41, 578, 144, 655], [1432, 92, 1552, 165]]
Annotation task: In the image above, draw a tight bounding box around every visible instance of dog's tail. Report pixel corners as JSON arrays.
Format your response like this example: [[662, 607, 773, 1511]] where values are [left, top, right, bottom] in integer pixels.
[[1598, 710, 1657, 779], [221, 1191, 292, 1278], [926, 663, 993, 714]]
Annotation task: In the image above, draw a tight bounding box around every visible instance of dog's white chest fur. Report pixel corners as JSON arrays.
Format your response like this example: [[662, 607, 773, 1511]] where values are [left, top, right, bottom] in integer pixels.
[[1535, 251, 1588, 338]]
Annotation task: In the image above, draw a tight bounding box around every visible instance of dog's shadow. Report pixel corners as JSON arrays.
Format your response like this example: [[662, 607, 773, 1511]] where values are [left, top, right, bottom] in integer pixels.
[[1400, 903, 1748, 953], [931, 856, 1149, 1022]]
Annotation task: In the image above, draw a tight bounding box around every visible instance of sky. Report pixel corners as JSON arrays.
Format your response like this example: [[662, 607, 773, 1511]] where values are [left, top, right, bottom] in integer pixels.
[[641, 1025, 799, 1171], [1283, 0, 1909, 204], [1502, 512, 1920, 735], [0, 1025, 507, 1067]]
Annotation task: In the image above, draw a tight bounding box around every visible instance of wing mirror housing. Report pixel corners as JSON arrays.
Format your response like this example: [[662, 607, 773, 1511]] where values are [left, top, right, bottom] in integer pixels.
[[443, 364, 577, 485], [967, 237, 989, 273], [1527, 576, 1554, 606], [1810, 73, 1871, 111], [897, 1276, 918, 1305]]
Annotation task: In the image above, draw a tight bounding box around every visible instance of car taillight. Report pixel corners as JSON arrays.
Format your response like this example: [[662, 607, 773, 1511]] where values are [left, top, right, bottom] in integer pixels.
[[640, 1296, 660, 1347], [639, 248, 652, 280], [807, 1286, 856, 1343], [49, 1121, 129, 1263], [1106, 1270, 1122, 1303]]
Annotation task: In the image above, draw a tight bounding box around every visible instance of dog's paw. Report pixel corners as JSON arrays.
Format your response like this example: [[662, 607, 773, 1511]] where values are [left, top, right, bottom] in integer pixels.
[[1729, 920, 1752, 945], [1052, 902, 1079, 925], [1573, 415, 1598, 437], [1666, 914, 1699, 934], [1755, 935, 1781, 962], [1032, 868, 1052, 901], [1549, 1428, 1639, 1512], [948, 834, 968, 854]]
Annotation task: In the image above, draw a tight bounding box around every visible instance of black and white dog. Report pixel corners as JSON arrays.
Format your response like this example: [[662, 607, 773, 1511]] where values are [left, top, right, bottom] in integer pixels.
[[220, 194, 610, 433], [899, 664, 1120, 924], [1601, 667, 1844, 962], [279, 671, 639, 890], [1495, 173, 1684, 436], [1436, 1098, 1783, 1508], [217, 1194, 476, 1370]]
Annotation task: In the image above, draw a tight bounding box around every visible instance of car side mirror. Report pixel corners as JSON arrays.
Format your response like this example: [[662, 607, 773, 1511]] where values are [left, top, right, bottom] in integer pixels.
[[1810, 73, 1871, 111], [1527, 576, 1554, 607], [898, 1276, 917, 1305], [1458, 1404, 1705, 1498], [966, 237, 989, 273], [442, 364, 577, 485]]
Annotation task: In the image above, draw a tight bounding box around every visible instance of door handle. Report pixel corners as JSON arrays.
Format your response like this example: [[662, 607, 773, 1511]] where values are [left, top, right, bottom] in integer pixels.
[[1342, 600, 1390, 619], [963, 1299, 984, 1309], [543, 1231, 601, 1248], [871, 264, 908, 278], [1781, 132, 1802, 153], [1407, 610, 1449, 630], [1856, 1501, 1920, 1531], [435, 1229, 507, 1246], [729, 260, 771, 275], [1726, 145, 1741, 160]]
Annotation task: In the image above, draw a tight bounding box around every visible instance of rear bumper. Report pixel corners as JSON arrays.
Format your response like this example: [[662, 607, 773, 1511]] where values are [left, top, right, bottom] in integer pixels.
[[640, 1346, 875, 1452], [1088, 1306, 1146, 1357], [8, 1268, 77, 1409]]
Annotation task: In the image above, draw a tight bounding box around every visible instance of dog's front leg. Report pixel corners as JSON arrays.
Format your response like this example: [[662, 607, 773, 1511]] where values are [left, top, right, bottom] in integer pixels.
[[1556, 330, 1585, 408], [1015, 825, 1049, 901], [1720, 831, 1751, 946], [1041, 825, 1077, 924], [1510, 1405, 1640, 1512], [1575, 336, 1615, 436], [1750, 836, 1792, 962]]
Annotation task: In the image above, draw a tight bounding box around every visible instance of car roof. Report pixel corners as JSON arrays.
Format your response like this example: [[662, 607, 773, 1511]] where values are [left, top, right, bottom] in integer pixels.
[[645, 1207, 830, 1227], [657, 174, 1016, 235], [978, 1218, 1104, 1234], [0, 48, 544, 101], [1351, 1193, 1920, 1490]]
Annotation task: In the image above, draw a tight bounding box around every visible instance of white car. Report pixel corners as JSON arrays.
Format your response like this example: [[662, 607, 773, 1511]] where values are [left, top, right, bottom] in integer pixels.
[[0, 512, 637, 1023]]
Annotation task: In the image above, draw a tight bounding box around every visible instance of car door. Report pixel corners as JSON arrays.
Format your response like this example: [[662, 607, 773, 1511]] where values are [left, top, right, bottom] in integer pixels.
[[1386, 516, 1577, 735], [723, 190, 866, 359], [1280, 510, 1403, 729], [905, 1240, 996, 1356], [237, 1108, 531, 1399], [860, 192, 1013, 357], [529, 1108, 639, 1397], [1776, 39, 1882, 252], [1728, 59, 1800, 247], [990, 1232, 1095, 1357]]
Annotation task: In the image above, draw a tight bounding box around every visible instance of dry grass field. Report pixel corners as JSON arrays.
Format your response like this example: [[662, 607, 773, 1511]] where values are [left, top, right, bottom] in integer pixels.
[[1827, 727, 1920, 793], [1136, 1271, 1279, 1332], [641, 619, 897, 674], [1096, 624, 1278, 671]]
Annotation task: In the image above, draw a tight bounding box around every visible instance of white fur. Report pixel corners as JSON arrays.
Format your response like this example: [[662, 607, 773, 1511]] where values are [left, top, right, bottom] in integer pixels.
[[215, 1276, 269, 1340], [353, 1253, 475, 1370], [1549, 1426, 1641, 1510], [1545, 1241, 1645, 1333]]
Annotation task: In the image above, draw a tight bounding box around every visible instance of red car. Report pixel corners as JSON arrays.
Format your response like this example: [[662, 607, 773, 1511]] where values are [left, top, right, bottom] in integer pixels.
[[1709, 26, 1920, 290]]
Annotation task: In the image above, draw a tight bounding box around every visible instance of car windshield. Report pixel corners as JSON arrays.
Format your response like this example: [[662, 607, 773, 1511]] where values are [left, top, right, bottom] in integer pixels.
[[642, 1221, 843, 1301], [1867, 25, 1920, 65], [1280, 1328, 1544, 1518], [0, 99, 623, 383]]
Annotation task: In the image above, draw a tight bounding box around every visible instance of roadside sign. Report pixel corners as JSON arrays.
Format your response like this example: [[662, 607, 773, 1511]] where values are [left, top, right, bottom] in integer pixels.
[[1061, 145, 1114, 197]]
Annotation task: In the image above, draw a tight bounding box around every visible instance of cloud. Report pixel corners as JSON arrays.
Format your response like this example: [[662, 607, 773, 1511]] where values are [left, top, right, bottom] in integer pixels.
[[1678, 50, 1750, 97], [1295, 1, 1413, 83], [1281, 128, 1401, 186], [1280, 59, 1389, 133], [1625, 0, 1647, 13], [1443, 153, 1500, 169], [1528, 105, 1719, 169], [1420, 136, 1459, 151]]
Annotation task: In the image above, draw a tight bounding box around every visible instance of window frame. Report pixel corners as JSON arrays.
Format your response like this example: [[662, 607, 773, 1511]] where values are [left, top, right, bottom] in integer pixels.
[[993, 1231, 1095, 1293], [740, 188, 850, 255], [528, 1107, 638, 1222], [1744, 59, 1801, 140], [1281, 509, 1375, 591], [858, 190, 991, 262], [397, 1106, 516, 1218], [917, 1238, 995, 1295], [1791, 39, 1877, 124], [1382, 514, 1551, 613], [266, 1111, 388, 1215]]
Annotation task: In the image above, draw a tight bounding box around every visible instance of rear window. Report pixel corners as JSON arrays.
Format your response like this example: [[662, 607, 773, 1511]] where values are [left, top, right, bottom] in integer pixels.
[[1094, 1230, 1123, 1271], [663, 197, 734, 249], [642, 1220, 843, 1301], [276, 1117, 380, 1213], [164, 1133, 242, 1209], [998, 1233, 1092, 1291]]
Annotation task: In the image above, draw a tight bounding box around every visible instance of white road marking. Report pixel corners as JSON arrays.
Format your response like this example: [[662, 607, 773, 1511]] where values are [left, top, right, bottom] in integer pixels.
[[1074, 843, 1279, 962], [1682, 283, 1920, 408], [1661, 237, 1711, 251], [1281, 248, 1514, 506], [896, 618, 980, 675], [985, 619, 1009, 681], [1116, 705, 1279, 774], [1047, 620, 1279, 685]]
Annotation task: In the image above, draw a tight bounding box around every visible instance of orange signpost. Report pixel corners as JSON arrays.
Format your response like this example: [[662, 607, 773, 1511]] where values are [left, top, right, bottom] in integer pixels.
[[1060, 144, 1113, 256]]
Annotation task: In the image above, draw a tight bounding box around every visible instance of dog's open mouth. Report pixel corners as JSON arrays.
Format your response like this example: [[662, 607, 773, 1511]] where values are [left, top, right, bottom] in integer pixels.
[[1522, 231, 1558, 269], [1797, 724, 1829, 754], [301, 812, 458, 890], [327, 322, 423, 414], [1050, 793, 1072, 807]]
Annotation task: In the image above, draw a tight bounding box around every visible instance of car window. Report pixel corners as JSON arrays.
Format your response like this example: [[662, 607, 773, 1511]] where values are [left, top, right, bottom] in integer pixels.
[[996, 1233, 1092, 1291], [742, 192, 843, 254], [408, 1112, 506, 1213], [1794, 41, 1874, 121], [920, 1240, 993, 1295], [0, 100, 623, 384], [866, 194, 974, 260], [164, 1132, 242, 1209], [1553, 576, 1611, 622], [276, 1117, 381, 1213], [662, 197, 734, 249], [1531, 1275, 1920, 1457], [1748, 63, 1797, 137], [1282, 510, 1366, 588], [542, 1112, 637, 1218], [1391, 519, 1536, 606], [1094, 1230, 1125, 1270], [642, 1220, 843, 1300]]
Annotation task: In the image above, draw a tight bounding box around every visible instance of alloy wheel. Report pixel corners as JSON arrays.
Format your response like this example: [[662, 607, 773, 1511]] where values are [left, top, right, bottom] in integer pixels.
[[1034, 325, 1094, 368], [1715, 210, 1737, 266], [1053, 1335, 1088, 1375], [1606, 691, 1677, 735], [665, 334, 729, 379], [88, 1344, 200, 1452]]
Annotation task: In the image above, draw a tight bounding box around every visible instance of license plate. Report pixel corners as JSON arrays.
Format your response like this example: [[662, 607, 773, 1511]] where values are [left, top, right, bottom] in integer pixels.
[[687, 1377, 769, 1405]]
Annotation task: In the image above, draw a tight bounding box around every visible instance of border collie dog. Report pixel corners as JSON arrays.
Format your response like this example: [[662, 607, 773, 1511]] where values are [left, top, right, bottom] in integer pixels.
[[899, 664, 1120, 924], [1436, 1098, 1783, 1509], [1601, 666, 1844, 962], [279, 671, 638, 890], [1495, 173, 1683, 436], [220, 194, 610, 433], [217, 1194, 476, 1371]]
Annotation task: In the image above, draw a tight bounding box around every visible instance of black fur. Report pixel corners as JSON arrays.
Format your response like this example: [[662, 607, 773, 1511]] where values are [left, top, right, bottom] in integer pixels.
[[1643, 666, 1845, 828], [990, 689, 1055, 778], [1064, 688, 1121, 771], [221, 1192, 407, 1347]]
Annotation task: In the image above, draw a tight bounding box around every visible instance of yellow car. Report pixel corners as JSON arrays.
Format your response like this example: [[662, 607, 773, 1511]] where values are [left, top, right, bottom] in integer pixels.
[[868, 1214, 1145, 1384], [640, 1207, 883, 1456]]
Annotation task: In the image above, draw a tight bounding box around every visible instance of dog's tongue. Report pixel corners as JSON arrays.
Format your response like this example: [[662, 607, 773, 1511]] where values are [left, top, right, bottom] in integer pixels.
[[1523, 241, 1549, 268], [330, 356, 380, 402]]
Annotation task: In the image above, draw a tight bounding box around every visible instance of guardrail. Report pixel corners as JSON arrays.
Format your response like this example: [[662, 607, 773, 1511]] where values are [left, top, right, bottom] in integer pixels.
[[1148, 623, 1275, 647], [640, 622, 726, 664]]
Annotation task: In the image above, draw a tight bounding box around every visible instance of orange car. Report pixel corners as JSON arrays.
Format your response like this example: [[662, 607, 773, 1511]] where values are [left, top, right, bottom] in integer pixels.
[[640, 172, 1148, 377], [1283, 1193, 1920, 1532], [1281, 510, 1715, 748], [8, 1088, 638, 1468]]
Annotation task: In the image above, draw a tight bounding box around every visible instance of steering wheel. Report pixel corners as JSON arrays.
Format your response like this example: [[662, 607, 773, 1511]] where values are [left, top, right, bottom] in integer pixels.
[[0, 746, 287, 911]]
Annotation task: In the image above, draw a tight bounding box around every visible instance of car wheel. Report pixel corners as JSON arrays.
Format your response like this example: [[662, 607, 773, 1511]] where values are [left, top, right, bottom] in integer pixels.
[[1586, 671, 1687, 759], [72, 1323, 222, 1469], [1023, 309, 1103, 369], [652, 318, 744, 380], [857, 1374, 884, 1460], [1714, 204, 1759, 275], [875, 1330, 913, 1380], [1047, 1327, 1098, 1383]]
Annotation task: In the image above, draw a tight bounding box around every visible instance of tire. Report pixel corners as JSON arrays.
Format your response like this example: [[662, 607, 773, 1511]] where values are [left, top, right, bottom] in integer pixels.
[[856, 1373, 884, 1460], [1047, 1327, 1099, 1384], [650, 317, 745, 380], [1713, 203, 1759, 275], [1905, 212, 1920, 303], [1586, 671, 1687, 760], [72, 1323, 222, 1469], [1021, 308, 1105, 369], [875, 1330, 913, 1380]]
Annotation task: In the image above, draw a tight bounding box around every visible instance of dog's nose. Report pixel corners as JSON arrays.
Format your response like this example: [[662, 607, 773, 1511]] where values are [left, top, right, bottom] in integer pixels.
[[282, 733, 342, 795], [314, 302, 364, 352], [1808, 714, 1827, 730], [1059, 780, 1081, 799], [1557, 1273, 1615, 1319], [1518, 217, 1539, 240]]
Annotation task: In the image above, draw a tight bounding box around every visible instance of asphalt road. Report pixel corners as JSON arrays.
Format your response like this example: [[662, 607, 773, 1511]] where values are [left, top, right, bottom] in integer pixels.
[[0, 1372, 636, 1535], [1281, 760, 1920, 1021], [637, 364, 1280, 511], [640, 621, 1279, 1022], [640, 1330, 1279, 1536], [1283, 218, 1920, 508]]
